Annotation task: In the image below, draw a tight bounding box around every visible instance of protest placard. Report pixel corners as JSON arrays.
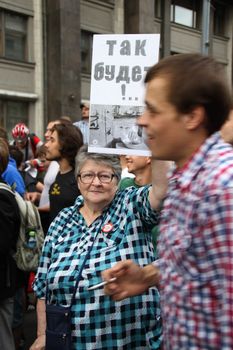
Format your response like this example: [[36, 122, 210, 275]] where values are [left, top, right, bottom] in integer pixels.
[[88, 34, 160, 156]]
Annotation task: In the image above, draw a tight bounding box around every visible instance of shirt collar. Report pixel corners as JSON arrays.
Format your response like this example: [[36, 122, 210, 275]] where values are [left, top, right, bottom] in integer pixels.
[[170, 131, 221, 189], [74, 195, 84, 210]]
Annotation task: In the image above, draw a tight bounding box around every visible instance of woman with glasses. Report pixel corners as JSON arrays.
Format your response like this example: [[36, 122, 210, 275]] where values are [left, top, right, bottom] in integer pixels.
[[30, 145, 168, 350]]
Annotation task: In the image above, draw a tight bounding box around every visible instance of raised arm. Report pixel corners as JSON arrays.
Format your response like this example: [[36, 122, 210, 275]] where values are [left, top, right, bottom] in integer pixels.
[[149, 159, 172, 210], [102, 160, 171, 300]]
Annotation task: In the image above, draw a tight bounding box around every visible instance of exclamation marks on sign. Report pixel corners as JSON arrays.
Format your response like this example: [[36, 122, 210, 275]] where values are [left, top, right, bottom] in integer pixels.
[[121, 84, 126, 100], [121, 84, 138, 101]]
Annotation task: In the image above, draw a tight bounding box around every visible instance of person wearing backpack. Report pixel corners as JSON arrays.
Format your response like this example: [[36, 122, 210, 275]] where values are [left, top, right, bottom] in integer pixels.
[[0, 128, 27, 349], [0, 138, 20, 350]]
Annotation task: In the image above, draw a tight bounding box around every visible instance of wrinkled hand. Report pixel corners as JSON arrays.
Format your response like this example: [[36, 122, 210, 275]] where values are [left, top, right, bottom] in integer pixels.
[[101, 260, 159, 301], [29, 335, 45, 350]]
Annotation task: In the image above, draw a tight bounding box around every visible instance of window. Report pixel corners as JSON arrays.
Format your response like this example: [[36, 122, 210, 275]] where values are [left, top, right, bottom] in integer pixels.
[[81, 30, 94, 74], [0, 100, 28, 137], [154, 0, 162, 18], [171, 0, 200, 29], [213, 1, 226, 36], [0, 10, 27, 61]]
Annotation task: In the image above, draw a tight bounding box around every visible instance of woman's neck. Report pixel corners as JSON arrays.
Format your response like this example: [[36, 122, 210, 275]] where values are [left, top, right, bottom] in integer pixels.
[[80, 203, 103, 226]]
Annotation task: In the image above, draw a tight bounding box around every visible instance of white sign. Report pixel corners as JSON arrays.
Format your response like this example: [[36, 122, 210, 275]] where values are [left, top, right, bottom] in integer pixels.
[[88, 34, 160, 156]]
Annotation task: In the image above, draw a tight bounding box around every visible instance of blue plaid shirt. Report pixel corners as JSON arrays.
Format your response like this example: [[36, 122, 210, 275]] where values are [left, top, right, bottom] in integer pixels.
[[34, 186, 162, 349]]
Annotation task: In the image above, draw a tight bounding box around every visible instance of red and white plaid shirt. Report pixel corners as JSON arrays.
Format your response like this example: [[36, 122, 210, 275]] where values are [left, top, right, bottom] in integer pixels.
[[158, 132, 233, 350]]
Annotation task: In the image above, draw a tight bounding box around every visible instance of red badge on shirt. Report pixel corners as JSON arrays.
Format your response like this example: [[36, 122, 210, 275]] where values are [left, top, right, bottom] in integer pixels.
[[102, 222, 113, 233]]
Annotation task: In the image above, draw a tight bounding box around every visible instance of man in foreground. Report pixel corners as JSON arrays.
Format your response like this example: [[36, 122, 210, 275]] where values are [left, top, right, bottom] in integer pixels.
[[102, 53, 233, 349]]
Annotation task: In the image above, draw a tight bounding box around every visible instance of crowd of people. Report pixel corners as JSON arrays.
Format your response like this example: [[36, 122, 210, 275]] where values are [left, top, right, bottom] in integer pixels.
[[0, 53, 233, 350]]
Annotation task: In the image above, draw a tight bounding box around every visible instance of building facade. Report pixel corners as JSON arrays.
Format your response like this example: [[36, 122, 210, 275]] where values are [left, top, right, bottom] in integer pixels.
[[0, 0, 232, 138], [0, 0, 43, 138]]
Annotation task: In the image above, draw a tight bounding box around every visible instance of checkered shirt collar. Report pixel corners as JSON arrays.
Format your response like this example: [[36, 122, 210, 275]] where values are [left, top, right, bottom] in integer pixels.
[[170, 131, 222, 189]]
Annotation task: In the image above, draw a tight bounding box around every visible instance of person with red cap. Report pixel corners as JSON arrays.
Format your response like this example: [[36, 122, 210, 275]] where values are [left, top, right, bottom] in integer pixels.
[[11, 123, 43, 164]]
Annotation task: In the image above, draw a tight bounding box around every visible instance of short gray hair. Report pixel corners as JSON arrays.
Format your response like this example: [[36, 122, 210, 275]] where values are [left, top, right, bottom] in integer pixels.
[[75, 145, 122, 183]]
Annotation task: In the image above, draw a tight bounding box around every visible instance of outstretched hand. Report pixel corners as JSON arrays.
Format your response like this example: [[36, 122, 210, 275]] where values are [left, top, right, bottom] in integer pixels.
[[101, 260, 160, 301]]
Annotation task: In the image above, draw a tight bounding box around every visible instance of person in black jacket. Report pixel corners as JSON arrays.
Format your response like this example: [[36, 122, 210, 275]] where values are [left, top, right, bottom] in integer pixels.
[[0, 137, 20, 350]]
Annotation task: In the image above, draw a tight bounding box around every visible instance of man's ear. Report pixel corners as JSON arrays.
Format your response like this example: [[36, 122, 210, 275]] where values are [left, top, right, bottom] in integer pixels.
[[184, 106, 206, 131]]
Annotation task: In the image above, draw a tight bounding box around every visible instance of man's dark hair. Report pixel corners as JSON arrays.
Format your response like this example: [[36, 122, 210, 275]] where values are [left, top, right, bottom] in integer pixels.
[[51, 123, 83, 168], [145, 53, 232, 135]]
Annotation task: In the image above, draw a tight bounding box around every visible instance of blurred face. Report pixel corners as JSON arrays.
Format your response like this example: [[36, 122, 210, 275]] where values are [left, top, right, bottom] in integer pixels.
[[44, 121, 59, 141], [113, 121, 142, 145], [125, 155, 151, 174], [81, 106, 89, 119], [38, 153, 50, 170], [221, 110, 233, 145], [113, 123, 130, 140], [113, 120, 136, 141], [137, 77, 193, 167], [15, 138, 27, 150], [45, 130, 61, 161], [77, 159, 118, 208]]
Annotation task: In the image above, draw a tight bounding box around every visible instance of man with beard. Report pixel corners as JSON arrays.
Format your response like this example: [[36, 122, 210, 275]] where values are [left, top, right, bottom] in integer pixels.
[[46, 123, 83, 223]]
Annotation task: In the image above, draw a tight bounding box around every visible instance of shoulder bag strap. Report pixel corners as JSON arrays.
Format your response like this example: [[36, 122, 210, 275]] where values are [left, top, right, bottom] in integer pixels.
[[69, 231, 98, 307], [45, 214, 103, 306]]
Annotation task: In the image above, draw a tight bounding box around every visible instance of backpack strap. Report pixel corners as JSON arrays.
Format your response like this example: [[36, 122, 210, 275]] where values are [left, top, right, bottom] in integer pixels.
[[0, 182, 14, 194], [25, 200, 29, 228], [0, 183, 27, 220], [30, 202, 41, 230]]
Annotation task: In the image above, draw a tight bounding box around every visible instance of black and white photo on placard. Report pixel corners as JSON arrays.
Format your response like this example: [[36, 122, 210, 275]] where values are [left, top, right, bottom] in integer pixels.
[[88, 34, 160, 156]]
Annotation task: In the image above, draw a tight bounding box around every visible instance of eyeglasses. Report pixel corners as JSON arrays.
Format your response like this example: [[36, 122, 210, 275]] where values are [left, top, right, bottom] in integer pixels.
[[78, 171, 116, 184]]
